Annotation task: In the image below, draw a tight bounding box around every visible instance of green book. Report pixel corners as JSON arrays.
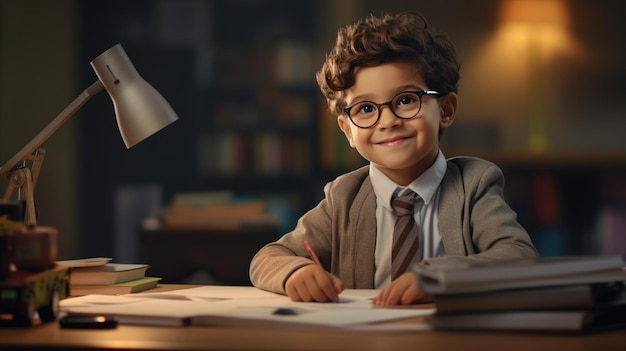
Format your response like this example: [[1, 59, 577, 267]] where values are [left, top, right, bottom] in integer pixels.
[[70, 277, 161, 296], [69, 263, 150, 285]]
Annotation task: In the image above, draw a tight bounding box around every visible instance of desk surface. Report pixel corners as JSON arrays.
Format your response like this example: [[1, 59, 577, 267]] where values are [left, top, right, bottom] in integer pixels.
[[1, 319, 626, 351], [1, 285, 626, 351]]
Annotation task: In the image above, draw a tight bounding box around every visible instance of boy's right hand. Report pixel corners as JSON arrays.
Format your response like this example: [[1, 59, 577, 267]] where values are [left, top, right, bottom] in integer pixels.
[[285, 264, 344, 303]]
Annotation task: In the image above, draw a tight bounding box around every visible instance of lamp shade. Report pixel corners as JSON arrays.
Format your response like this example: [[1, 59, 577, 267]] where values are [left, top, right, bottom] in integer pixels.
[[90, 44, 178, 148]]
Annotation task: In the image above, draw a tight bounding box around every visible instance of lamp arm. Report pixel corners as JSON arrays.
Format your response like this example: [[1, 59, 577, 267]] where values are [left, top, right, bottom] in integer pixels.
[[0, 80, 104, 178]]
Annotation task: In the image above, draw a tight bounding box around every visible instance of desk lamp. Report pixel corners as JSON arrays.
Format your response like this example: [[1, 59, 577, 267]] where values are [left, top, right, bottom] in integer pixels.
[[0, 43, 179, 227]]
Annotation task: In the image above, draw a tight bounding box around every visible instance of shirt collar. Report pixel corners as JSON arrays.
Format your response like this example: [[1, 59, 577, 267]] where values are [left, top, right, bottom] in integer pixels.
[[370, 150, 447, 211]]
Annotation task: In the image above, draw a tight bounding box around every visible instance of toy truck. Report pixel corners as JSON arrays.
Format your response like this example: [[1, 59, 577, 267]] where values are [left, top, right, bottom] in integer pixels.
[[1, 152, 68, 326], [0, 223, 69, 326]]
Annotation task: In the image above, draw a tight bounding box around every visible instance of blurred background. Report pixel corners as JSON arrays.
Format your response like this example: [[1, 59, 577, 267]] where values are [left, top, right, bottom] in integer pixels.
[[1, 0, 625, 274]]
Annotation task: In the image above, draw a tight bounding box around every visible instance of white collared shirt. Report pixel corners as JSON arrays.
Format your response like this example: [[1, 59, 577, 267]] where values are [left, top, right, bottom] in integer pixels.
[[371, 150, 447, 288]]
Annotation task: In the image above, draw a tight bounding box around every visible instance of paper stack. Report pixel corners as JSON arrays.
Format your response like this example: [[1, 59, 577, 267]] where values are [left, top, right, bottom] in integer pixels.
[[60, 287, 434, 328], [419, 255, 626, 332]]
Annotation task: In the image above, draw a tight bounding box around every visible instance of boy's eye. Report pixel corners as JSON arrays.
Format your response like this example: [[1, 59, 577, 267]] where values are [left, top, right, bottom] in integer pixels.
[[360, 103, 376, 113], [353, 102, 377, 116], [395, 94, 419, 106]]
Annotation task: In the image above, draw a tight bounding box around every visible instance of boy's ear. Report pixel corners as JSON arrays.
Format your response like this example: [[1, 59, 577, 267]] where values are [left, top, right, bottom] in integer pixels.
[[439, 92, 458, 129], [337, 116, 356, 148]]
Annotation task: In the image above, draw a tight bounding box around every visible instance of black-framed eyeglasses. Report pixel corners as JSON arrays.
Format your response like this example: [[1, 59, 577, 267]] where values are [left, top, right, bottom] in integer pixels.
[[343, 90, 442, 129]]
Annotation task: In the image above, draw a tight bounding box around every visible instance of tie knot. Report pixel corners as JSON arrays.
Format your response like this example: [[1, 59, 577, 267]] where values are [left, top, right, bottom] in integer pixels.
[[392, 190, 418, 216]]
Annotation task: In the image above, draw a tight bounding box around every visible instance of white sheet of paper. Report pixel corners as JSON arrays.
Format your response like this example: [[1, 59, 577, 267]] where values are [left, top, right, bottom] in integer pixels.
[[60, 286, 434, 328]]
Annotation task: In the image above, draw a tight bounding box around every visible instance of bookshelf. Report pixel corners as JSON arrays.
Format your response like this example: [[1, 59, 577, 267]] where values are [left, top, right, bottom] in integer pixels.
[[76, 0, 342, 258], [190, 1, 326, 229], [75, 1, 625, 263]]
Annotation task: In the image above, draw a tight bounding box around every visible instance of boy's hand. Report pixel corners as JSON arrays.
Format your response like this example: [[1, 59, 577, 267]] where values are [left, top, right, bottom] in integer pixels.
[[372, 272, 431, 306], [285, 264, 345, 303]]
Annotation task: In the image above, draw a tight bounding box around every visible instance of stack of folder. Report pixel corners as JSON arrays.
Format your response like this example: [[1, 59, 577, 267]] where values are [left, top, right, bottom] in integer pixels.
[[419, 255, 626, 332], [57, 258, 161, 296]]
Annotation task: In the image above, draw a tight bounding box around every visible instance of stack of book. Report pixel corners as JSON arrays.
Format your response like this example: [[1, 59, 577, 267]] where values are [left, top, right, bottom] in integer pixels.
[[160, 191, 280, 231], [419, 255, 626, 332], [57, 258, 161, 296]]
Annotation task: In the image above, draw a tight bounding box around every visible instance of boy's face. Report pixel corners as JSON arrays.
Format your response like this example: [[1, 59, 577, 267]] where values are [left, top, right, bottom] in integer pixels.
[[338, 61, 457, 186]]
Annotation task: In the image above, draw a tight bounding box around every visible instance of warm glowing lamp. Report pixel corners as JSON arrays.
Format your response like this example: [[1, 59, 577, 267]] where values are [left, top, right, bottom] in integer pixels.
[[498, 0, 571, 152], [500, 0, 569, 29], [0, 44, 178, 226]]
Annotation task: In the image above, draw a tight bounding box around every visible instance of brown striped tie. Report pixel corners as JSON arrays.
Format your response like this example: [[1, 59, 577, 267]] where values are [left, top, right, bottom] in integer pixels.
[[391, 190, 420, 280]]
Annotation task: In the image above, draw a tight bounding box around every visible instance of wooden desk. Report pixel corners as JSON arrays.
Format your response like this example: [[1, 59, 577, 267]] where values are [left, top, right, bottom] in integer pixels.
[[0, 317, 625, 351], [1, 285, 625, 351]]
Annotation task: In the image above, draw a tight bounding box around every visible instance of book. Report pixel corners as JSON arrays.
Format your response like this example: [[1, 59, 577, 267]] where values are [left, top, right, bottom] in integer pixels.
[[419, 255, 625, 294], [161, 211, 280, 231], [422, 255, 626, 332], [69, 263, 150, 285], [161, 191, 280, 230], [56, 257, 112, 268], [167, 191, 266, 217], [69, 277, 161, 296], [427, 303, 626, 332], [168, 198, 267, 217], [433, 281, 625, 314]]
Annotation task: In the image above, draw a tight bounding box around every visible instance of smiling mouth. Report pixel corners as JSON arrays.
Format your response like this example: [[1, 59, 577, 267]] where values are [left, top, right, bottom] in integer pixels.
[[377, 136, 411, 146]]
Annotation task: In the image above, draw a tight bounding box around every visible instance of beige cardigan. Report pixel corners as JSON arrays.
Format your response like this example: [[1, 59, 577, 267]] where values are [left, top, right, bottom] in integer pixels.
[[249, 157, 539, 294]]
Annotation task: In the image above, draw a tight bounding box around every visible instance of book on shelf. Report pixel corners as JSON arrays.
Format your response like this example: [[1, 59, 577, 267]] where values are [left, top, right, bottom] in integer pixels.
[[168, 191, 267, 217], [418, 255, 625, 294], [161, 191, 280, 230], [68, 263, 150, 286], [70, 277, 161, 296], [196, 132, 312, 176], [161, 212, 280, 231]]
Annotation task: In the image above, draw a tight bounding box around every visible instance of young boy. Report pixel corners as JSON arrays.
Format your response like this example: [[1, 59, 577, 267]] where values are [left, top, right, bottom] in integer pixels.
[[249, 11, 538, 305]]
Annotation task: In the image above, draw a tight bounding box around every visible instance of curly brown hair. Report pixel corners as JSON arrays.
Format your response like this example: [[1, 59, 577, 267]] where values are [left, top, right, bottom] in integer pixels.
[[316, 11, 461, 117]]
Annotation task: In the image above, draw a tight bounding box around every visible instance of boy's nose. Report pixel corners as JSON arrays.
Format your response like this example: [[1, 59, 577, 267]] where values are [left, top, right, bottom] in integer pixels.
[[377, 106, 401, 129]]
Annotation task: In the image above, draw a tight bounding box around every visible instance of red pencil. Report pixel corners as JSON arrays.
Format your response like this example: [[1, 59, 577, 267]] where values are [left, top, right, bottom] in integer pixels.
[[303, 240, 322, 266]]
